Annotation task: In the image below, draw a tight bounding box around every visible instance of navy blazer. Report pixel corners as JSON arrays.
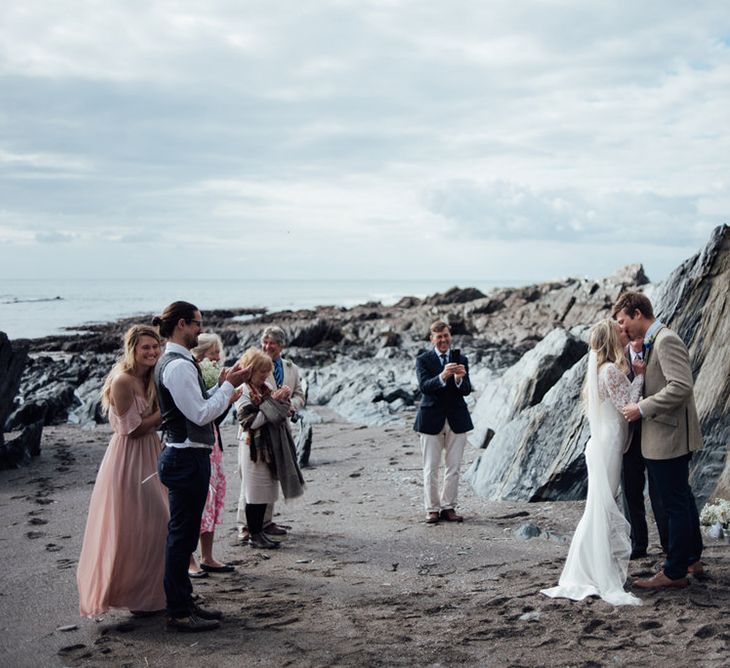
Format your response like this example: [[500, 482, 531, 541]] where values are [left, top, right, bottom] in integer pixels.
[[413, 350, 474, 435]]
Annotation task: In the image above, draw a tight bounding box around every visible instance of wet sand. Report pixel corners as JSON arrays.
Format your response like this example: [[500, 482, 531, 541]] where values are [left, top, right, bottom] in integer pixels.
[[1, 412, 728, 667]]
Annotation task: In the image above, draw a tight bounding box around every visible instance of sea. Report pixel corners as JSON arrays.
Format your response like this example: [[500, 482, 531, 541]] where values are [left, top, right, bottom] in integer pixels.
[[0, 278, 515, 340]]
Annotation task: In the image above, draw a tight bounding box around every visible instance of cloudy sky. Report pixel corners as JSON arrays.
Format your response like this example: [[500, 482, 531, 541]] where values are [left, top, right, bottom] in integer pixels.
[[1, 1, 728, 283]]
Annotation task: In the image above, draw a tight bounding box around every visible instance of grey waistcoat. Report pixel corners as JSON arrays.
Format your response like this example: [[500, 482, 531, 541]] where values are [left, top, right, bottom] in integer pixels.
[[154, 351, 214, 446]]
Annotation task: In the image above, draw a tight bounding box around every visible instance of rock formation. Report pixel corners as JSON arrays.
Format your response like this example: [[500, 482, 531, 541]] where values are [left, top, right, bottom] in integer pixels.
[[0, 333, 42, 469], [467, 224, 730, 507]]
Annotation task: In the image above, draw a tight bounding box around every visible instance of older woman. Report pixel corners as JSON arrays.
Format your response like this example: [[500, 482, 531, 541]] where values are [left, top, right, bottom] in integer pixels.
[[188, 333, 237, 576], [236, 348, 305, 549]]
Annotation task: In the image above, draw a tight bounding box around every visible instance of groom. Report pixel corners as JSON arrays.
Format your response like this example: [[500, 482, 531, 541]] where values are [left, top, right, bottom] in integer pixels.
[[613, 291, 703, 589]]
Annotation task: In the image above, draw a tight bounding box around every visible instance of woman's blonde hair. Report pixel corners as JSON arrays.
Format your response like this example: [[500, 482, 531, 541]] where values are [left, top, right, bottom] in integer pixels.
[[239, 347, 273, 381], [100, 325, 161, 412], [589, 318, 628, 374], [192, 333, 224, 363]]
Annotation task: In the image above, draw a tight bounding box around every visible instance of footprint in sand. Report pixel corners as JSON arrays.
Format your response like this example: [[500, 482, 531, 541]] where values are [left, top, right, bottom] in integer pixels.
[[26, 531, 45, 539], [46, 543, 63, 552], [27, 517, 48, 526]]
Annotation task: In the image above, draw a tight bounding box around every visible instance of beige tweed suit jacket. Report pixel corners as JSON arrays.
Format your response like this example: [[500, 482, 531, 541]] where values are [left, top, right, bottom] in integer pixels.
[[266, 358, 306, 413], [637, 325, 703, 460]]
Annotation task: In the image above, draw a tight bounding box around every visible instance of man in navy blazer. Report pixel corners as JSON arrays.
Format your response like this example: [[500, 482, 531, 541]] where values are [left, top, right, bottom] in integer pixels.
[[413, 320, 474, 524]]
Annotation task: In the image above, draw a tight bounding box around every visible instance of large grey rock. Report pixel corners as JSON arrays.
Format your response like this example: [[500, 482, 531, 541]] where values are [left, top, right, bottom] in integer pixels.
[[468, 328, 587, 449], [1, 333, 44, 469], [467, 224, 730, 505], [465, 357, 590, 501], [649, 224, 730, 505]]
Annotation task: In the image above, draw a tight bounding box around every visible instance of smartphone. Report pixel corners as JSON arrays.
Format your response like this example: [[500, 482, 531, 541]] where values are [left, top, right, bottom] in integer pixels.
[[449, 348, 461, 364]]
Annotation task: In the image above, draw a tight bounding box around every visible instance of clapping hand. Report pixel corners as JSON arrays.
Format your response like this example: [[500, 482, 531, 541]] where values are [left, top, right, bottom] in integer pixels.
[[223, 362, 254, 388], [271, 385, 292, 402], [229, 388, 243, 406]]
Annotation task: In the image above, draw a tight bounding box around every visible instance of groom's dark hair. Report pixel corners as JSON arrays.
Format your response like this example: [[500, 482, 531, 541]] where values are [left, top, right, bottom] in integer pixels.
[[612, 291, 654, 320]]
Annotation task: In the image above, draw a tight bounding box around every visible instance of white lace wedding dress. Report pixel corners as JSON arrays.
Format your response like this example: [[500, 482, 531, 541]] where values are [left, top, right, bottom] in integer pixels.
[[541, 352, 643, 606]]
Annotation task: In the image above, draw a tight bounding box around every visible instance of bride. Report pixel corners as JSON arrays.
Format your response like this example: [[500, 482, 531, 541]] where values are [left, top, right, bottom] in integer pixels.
[[541, 319, 644, 606]]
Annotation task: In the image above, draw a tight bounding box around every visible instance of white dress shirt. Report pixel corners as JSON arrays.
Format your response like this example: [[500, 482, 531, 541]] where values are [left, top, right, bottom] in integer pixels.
[[162, 342, 235, 449]]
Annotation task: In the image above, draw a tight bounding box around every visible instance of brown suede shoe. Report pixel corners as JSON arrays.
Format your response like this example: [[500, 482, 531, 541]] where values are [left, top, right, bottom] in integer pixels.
[[634, 570, 689, 590], [263, 522, 288, 536], [426, 512, 440, 524], [440, 509, 464, 523], [687, 560, 704, 575]]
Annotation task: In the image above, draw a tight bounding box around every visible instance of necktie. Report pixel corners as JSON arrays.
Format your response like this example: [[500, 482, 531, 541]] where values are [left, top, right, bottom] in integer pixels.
[[274, 359, 284, 387], [440, 353, 448, 366]]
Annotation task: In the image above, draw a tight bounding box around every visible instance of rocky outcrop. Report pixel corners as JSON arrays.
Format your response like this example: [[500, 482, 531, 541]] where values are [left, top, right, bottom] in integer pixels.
[[1, 333, 43, 469], [650, 224, 730, 504], [468, 328, 588, 449], [465, 358, 591, 501], [468, 224, 730, 506], [13, 264, 649, 439]]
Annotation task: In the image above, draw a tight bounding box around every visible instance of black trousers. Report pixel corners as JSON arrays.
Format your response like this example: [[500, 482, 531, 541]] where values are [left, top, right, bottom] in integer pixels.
[[158, 447, 211, 618], [622, 428, 669, 553], [645, 454, 703, 580]]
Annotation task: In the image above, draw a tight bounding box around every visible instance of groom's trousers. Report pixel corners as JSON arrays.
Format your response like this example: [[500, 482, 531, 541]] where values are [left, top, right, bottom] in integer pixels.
[[645, 453, 703, 580], [622, 428, 668, 553]]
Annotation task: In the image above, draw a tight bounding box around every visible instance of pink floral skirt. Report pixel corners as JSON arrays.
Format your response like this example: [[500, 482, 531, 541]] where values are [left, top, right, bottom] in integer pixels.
[[200, 439, 226, 534]]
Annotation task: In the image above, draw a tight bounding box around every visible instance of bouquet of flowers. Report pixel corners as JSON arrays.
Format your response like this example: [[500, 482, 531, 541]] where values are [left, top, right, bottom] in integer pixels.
[[699, 497, 730, 539], [199, 358, 221, 390]]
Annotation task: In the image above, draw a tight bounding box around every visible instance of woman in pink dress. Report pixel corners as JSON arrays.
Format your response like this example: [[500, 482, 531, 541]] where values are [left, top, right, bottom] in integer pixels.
[[77, 325, 169, 617], [188, 333, 237, 576]]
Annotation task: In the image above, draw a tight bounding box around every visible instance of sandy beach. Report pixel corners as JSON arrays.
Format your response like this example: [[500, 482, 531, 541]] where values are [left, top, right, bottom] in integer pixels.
[[1, 411, 728, 667]]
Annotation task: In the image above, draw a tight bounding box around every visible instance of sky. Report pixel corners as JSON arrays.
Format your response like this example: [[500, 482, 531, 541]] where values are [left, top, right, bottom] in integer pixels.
[[1, 1, 729, 283]]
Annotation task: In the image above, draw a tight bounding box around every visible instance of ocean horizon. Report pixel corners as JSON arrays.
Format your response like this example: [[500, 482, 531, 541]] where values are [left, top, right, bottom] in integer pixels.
[[0, 277, 520, 340]]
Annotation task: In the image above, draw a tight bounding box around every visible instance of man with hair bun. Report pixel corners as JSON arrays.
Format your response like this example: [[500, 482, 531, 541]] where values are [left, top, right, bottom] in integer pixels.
[[153, 301, 252, 632], [413, 320, 473, 525]]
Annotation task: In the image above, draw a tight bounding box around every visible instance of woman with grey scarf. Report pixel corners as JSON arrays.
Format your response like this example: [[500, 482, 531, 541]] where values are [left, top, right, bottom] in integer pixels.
[[235, 348, 305, 549]]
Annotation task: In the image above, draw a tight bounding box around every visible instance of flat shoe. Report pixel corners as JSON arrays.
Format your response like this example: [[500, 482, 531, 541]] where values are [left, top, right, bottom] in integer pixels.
[[249, 533, 280, 549], [188, 570, 208, 579], [166, 614, 220, 632], [263, 522, 288, 536], [200, 563, 235, 573]]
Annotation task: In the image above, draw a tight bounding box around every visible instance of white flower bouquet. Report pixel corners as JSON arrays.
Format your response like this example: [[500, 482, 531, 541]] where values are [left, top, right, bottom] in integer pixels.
[[699, 497, 730, 539], [199, 358, 221, 390]]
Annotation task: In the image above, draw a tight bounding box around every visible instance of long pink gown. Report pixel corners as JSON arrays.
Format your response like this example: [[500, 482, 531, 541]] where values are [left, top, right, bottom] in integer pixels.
[[77, 394, 169, 616]]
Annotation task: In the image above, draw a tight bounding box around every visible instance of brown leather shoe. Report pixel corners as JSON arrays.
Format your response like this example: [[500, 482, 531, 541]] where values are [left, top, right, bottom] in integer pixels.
[[634, 570, 689, 590], [426, 512, 440, 524], [263, 522, 288, 536], [440, 509, 464, 523], [687, 560, 704, 575]]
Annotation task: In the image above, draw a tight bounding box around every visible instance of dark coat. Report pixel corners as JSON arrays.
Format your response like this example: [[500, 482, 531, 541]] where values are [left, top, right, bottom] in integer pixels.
[[413, 350, 474, 435]]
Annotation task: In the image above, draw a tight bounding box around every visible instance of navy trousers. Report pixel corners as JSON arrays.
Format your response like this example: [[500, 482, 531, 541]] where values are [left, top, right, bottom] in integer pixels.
[[158, 447, 211, 618], [622, 430, 668, 553], [645, 454, 703, 580]]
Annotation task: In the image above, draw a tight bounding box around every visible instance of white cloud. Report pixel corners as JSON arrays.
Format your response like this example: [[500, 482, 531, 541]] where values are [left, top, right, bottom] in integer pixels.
[[0, 1, 728, 282]]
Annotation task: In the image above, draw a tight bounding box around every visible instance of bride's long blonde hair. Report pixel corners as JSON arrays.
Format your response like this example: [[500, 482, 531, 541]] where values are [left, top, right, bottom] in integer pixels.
[[589, 318, 628, 374], [582, 318, 629, 410]]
